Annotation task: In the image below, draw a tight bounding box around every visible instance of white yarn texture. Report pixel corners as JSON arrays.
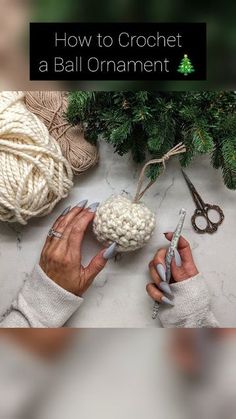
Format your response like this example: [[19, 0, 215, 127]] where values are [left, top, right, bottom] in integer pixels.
[[93, 195, 156, 252], [0, 91, 73, 225]]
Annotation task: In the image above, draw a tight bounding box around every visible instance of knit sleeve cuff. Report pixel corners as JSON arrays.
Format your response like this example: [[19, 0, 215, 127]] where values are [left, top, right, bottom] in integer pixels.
[[12, 264, 83, 327], [158, 274, 219, 328]]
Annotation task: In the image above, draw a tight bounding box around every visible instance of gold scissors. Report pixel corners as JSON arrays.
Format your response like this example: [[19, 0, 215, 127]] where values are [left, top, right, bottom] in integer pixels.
[[182, 170, 224, 234]]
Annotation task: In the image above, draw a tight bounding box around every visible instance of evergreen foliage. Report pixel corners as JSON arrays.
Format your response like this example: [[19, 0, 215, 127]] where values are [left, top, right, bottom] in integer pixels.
[[66, 91, 236, 189]]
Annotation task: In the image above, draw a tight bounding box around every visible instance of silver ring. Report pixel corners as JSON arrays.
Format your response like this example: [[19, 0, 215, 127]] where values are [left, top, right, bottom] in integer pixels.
[[48, 229, 63, 239]]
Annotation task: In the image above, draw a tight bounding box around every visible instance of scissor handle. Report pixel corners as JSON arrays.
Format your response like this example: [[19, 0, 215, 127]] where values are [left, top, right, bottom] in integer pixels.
[[191, 204, 224, 234]]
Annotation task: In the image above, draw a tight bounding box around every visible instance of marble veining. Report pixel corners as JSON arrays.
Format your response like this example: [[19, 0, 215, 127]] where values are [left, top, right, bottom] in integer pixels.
[[0, 141, 235, 327], [157, 176, 175, 209], [7, 223, 23, 251]]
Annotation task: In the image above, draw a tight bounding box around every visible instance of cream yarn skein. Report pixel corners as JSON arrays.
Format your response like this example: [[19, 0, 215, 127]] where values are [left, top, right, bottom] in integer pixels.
[[0, 91, 73, 225], [93, 195, 156, 252]]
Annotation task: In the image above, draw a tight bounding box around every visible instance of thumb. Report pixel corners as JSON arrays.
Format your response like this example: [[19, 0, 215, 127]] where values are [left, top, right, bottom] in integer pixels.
[[170, 256, 183, 282], [84, 249, 108, 283]]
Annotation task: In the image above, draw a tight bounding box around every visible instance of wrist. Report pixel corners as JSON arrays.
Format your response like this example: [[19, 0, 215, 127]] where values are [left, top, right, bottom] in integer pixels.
[[39, 262, 79, 296], [173, 267, 199, 283]]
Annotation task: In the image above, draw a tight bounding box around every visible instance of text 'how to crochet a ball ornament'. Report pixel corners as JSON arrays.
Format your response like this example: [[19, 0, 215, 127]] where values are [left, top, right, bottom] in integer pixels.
[[93, 143, 186, 252], [0, 91, 73, 225]]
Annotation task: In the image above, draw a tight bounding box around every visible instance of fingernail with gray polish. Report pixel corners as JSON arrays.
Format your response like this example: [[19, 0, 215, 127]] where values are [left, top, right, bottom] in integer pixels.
[[174, 248, 182, 267], [60, 206, 71, 216], [156, 264, 166, 282], [76, 199, 88, 208], [161, 296, 175, 306], [88, 202, 100, 213], [159, 281, 172, 296], [103, 243, 117, 260]]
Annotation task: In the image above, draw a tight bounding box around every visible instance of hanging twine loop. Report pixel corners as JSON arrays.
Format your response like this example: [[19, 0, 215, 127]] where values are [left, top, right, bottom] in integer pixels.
[[133, 143, 186, 203]]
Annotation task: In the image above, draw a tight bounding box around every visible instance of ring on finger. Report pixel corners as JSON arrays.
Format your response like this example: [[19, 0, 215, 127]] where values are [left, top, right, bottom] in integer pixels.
[[48, 229, 63, 239]]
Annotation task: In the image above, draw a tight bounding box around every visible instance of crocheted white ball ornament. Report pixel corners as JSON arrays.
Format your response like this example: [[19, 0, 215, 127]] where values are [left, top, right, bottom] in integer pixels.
[[93, 195, 156, 252]]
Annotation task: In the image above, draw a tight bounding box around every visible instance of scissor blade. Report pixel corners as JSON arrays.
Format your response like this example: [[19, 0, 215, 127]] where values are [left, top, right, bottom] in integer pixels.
[[181, 169, 195, 190], [181, 169, 200, 198], [182, 169, 205, 210]]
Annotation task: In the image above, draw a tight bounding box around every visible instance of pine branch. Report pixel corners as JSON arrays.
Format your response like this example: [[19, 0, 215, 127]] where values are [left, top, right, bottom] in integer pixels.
[[222, 139, 236, 170], [147, 163, 163, 181], [192, 124, 214, 153], [222, 164, 236, 189], [211, 144, 222, 169], [66, 91, 236, 189], [109, 119, 132, 145], [67, 91, 95, 123]]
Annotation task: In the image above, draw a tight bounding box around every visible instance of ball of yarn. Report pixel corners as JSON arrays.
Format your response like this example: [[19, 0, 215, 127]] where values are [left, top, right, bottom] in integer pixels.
[[25, 91, 99, 175], [0, 91, 73, 225], [93, 195, 156, 252]]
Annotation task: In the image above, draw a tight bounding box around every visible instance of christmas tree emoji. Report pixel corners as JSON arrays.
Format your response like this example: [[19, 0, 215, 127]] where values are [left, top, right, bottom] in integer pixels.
[[177, 54, 195, 76]]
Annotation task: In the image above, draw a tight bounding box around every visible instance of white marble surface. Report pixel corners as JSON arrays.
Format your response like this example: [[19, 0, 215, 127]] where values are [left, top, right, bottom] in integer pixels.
[[0, 142, 235, 327]]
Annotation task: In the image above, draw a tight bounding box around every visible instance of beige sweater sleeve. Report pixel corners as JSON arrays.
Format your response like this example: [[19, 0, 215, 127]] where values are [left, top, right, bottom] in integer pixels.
[[158, 274, 219, 328], [0, 266, 218, 328], [0, 265, 83, 328]]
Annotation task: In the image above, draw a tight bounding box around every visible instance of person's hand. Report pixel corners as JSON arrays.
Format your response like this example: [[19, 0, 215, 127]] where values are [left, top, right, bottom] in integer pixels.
[[146, 233, 199, 306], [39, 201, 117, 296]]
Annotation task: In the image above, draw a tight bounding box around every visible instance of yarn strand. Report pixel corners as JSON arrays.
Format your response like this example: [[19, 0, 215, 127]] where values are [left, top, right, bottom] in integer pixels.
[[25, 92, 99, 175], [133, 143, 186, 203], [0, 92, 73, 225]]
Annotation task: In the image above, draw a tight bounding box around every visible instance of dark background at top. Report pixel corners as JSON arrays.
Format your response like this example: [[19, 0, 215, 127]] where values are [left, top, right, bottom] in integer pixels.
[[0, 0, 232, 89], [33, 0, 236, 90]]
